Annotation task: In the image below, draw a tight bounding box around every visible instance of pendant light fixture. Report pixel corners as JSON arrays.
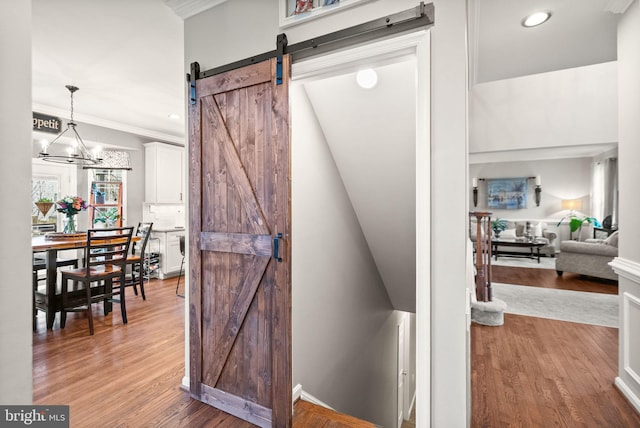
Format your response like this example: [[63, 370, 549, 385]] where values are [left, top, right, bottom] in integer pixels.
[[39, 85, 103, 166]]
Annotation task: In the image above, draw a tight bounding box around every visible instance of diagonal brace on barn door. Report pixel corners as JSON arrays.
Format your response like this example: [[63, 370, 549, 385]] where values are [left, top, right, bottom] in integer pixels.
[[202, 96, 270, 236], [206, 254, 270, 388]]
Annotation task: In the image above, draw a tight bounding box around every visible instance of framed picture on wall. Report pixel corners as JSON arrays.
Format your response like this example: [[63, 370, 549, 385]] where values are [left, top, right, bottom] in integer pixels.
[[293, 0, 314, 14], [487, 177, 528, 209], [280, 0, 372, 28]]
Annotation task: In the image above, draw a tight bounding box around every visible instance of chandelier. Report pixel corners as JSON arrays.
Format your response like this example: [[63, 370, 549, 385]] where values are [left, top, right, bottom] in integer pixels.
[[38, 85, 103, 166]]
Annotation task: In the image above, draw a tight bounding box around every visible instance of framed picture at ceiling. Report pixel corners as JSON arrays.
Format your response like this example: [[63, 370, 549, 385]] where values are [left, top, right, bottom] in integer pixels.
[[280, 0, 372, 27], [487, 177, 528, 209]]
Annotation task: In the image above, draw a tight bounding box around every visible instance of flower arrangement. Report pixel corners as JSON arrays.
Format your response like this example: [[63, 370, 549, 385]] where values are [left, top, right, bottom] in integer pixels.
[[56, 196, 87, 234], [55, 196, 88, 216], [491, 218, 508, 237]]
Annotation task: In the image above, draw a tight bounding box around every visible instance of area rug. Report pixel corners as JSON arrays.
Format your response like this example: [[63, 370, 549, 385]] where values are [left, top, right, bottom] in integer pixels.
[[491, 282, 619, 328], [492, 256, 556, 270]]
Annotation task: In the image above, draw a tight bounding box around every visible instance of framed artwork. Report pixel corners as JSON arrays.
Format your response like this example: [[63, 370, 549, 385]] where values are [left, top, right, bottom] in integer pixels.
[[294, 0, 314, 14], [280, 0, 372, 28], [487, 177, 528, 209]]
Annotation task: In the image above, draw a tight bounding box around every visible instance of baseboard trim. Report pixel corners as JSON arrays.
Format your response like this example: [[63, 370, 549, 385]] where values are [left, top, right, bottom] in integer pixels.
[[180, 376, 190, 392], [292, 383, 303, 403], [615, 377, 640, 414], [301, 390, 336, 411], [291, 384, 335, 411]]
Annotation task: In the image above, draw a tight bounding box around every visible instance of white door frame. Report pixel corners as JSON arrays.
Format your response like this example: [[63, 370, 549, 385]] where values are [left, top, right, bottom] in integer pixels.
[[397, 318, 406, 428], [291, 30, 431, 425]]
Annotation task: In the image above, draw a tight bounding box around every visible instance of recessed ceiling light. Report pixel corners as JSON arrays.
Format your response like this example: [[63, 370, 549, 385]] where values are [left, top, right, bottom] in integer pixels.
[[168, 113, 180, 120], [356, 69, 378, 89], [522, 11, 551, 28]]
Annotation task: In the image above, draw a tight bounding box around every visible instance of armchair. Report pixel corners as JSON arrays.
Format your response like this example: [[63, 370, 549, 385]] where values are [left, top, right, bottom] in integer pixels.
[[556, 231, 618, 281]]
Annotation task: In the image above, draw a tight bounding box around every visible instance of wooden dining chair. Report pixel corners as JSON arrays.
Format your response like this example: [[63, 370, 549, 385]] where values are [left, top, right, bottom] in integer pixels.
[[115, 222, 153, 300], [60, 227, 134, 335], [175, 235, 185, 297], [32, 255, 79, 330]]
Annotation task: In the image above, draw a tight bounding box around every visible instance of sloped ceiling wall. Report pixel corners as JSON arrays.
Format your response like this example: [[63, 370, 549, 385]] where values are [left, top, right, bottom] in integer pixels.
[[304, 60, 416, 312]]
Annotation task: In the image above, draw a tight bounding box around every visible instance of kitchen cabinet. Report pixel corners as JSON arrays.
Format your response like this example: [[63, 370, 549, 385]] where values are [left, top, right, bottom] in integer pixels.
[[144, 142, 184, 203], [151, 229, 184, 279]]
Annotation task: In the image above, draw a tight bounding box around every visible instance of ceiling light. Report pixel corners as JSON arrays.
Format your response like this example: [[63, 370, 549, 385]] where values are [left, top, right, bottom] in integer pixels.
[[38, 85, 103, 166], [522, 11, 551, 28], [83, 150, 132, 170], [356, 69, 378, 89]]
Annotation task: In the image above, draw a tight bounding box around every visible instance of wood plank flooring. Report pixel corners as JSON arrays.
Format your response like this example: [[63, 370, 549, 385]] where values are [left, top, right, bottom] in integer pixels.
[[491, 264, 618, 294], [472, 265, 640, 427], [33, 277, 375, 427], [35, 264, 636, 427]]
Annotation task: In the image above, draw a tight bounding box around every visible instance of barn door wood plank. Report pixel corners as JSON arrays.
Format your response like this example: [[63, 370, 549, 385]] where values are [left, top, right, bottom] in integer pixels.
[[270, 54, 292, 427], [202, 96, 270, 236], [200, 232, 272, 257], [207, 255, 270, 388], [188, 87, 203, 399]]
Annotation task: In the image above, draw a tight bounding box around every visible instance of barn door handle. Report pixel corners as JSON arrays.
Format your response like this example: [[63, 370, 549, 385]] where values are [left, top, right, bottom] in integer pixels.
[[273, 233, 283, 262]]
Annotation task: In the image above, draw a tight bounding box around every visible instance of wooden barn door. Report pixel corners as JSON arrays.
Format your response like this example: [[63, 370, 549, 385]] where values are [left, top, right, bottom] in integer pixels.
[[188, 56, 291, 428]]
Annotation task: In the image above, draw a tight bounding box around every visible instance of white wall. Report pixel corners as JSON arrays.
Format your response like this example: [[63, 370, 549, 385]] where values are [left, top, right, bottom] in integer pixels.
[[613, 0, 640, 414], [429, 0, 469, 426], [470, 62, 618, 153], [0, 0, 33, 404], [470, 157, 593, 220], [291, 84, 407, 427], [184, 1, 469, 426]]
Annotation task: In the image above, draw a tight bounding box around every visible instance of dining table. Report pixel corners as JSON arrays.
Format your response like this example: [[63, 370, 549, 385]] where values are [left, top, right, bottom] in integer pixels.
[[32, 232, 140, 329]]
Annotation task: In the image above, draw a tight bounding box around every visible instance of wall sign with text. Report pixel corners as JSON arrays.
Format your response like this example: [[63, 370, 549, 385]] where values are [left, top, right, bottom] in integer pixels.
[[33, 112, 62, 134]]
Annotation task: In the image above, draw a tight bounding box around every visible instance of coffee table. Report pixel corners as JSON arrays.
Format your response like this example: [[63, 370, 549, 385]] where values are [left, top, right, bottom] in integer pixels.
[[492, 239, 546, 263]]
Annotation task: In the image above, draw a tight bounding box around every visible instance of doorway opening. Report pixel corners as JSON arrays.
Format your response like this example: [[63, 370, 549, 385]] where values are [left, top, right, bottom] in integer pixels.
[[289, 30, 428, 426]]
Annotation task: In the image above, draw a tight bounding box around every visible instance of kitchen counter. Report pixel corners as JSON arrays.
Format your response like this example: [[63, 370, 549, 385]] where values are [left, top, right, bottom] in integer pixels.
[[152, 227, 185, 232]]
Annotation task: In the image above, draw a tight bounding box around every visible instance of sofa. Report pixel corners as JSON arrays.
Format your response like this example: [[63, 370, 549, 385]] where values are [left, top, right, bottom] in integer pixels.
[[555, 231, 619, 281]]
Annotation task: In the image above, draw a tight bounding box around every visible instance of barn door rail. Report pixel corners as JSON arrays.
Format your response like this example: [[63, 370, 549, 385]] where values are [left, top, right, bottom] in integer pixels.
[[187, 1, 434, 102]]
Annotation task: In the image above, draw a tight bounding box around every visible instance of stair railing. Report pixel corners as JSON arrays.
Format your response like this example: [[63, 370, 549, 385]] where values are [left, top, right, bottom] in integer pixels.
[[470, 211, 493, 302]]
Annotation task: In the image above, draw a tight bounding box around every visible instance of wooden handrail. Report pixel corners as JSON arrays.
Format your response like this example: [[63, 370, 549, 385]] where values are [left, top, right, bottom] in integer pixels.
[[470, 211, 493, 302]]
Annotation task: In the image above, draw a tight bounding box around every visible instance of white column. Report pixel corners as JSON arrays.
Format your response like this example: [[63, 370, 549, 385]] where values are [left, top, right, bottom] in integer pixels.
[[0, 0, 33, 404]]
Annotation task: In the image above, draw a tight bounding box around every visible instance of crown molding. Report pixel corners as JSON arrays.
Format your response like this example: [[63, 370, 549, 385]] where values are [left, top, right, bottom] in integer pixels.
[[603, 0, 634, 14], [32, 103, 185, 146], [163, 0, 229, 19]]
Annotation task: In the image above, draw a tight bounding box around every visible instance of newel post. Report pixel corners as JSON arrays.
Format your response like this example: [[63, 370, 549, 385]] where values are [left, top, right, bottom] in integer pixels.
[[470, 211, 493, 302]]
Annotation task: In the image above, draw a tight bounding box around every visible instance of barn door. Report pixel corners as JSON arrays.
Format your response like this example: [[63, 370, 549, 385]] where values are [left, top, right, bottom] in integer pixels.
[[188, 56, 291, 428]]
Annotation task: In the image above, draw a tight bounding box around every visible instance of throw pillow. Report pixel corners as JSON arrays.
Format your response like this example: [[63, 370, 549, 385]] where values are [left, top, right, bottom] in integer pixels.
[[501, 228, 517, 239], [533, 222, 543, 237], [604, 230, 619, 247]]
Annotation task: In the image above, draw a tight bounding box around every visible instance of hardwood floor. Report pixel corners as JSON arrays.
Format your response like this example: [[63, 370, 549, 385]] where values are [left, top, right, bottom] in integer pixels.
[[33, 277, 375, 427], [492, 263, 618, 294], [472, 265, 640, 427]]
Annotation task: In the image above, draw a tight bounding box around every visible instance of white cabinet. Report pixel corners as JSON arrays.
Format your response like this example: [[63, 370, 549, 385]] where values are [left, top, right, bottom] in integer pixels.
[[144, 142, 184, 203], [152, 230, 185, 279]]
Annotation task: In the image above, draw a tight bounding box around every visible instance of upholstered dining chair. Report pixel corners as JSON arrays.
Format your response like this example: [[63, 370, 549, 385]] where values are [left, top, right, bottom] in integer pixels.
[[117, 222, 153, 300], [60, 227, 134, 335]]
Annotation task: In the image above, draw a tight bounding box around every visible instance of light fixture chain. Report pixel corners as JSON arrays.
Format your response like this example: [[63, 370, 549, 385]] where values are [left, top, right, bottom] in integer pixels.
[[70, 89, 74, 122]]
